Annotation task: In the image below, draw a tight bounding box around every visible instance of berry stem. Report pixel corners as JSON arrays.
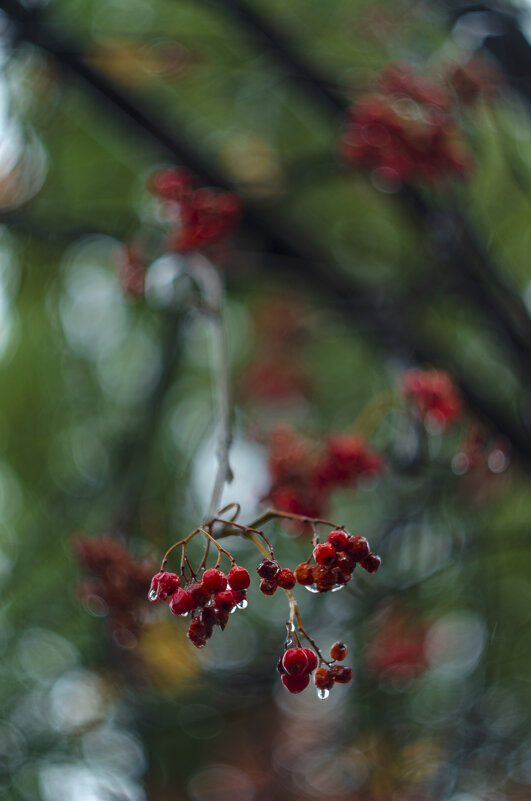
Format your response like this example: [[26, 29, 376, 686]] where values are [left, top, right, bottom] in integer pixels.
[[160, 528, 200, 570], [198, 527, 236, 567], [287, 591, 331, 666]]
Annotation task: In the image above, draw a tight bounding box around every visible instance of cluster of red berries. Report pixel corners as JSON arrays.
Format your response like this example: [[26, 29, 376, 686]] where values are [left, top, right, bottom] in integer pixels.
[[148, 565, 250, 647], [341, 63, 472, 184], [74, 535, 154, 638], [294, 530, 381, 593], [265, 424, 384, 521], [149, 167, 240, 252], [403, 368, 461, 429], [256, 557, 296, 595], [279, 641, 353, 695]]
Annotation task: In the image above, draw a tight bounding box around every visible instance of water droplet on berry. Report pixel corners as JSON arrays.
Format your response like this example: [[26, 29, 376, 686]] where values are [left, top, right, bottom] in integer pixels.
[[230, 605, 237, 614], [285, 637, 293, 647], [148, 589, 158, 601], [181, 612, 189, 618], [237, 599, 248, 610], [317, 688, 330, 700], [289, 622, 295, 631], [331, 584, 344, 593], [304, 585, 319, 594]]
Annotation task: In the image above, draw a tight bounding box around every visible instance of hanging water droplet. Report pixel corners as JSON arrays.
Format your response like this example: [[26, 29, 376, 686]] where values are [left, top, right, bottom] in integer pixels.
[[237, 599, 248, 610], [304, 584, 319, 594], [285, 637, 293, 647], [148, 589, 158, 601], [289, 621, 295, 631], [230, 605, 238, 614], [180, 611, 189, 618], [317, 688, 330, 700], [331, 584, 344, 593]]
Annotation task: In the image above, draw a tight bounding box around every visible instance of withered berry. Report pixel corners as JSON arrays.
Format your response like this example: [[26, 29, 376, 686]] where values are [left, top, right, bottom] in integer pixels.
[[228, 565, 251, 590], [314, 667, 334, 690], [277, 568, 296, 590], [345, 536, 370, 562], [330, 665, 353, 684], [281, 674, 310, 693], [202, 568, 228, 593], [327, 530, 350, 551], [330, 641, 348, 661], [149, 571, 181, 601], [215, 608, 230, 629], [360, 553, 381, 573], [169, 589, 194, 616], [257, 558, 280, 580], [187, 616, 211, 648], [294, 562, 314, 586], [259, 578, 278, 595], [189, 582, 210, 607], [282, 648, 309, 676], [313, 543, 337, 567]]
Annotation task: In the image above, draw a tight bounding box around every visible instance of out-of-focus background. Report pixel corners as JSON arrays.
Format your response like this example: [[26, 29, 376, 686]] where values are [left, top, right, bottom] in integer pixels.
[[1, 0, 531, 799]]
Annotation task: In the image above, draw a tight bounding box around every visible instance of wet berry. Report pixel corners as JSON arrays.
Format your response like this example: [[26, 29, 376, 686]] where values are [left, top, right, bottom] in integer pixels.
[[330, 665, 353, 684], [169, 588, 194, 615], [200, 606, 217, 628], [149, 571, 181, 601], [215, 608, 230, 629], [187, 616, 211, 648], [282, 648, 309, 676], [214, 590, 237, 612], [313, 543, 337, 567], [281, 673, 310, 693], [330, 641, 348, 661], [302, 648, 318, 673], [230, 589, 246, 606], [189, 582, 210, 607], [314, 667, 334, 690], [313, 565, 336, 592], [360, 552, 381, 573], [259, 578, 278, 595], [294, 562, 314, 586], [345, 536, 370, 562], [327, 530, 350, 551], [277, 568, 296, 590], [202, 568, 228, 593], [257, 558, 280, 580], [228, 565, 251, 590]]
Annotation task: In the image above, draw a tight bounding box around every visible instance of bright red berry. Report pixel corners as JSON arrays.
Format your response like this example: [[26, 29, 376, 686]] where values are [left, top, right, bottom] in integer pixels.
[[189, 582, 210, 607], [257, 558, 280, 579], [277, 568, 296, 590], [345, 536, 370, 562], [294, 562, 314, 586], [313, 543, 337, 567], [259, 578, 277, 595], [327, 530, 350, 551], [314, 667, 334, 690], [148, 571, 181, 601], [330, 665, 353, 684], [169, 589, 194, 615], [202, 568, 228, 593], [228, 565, 251, 590], [282, 648, 309, 676], [360, 552, 381, 573], [281, 674, 310, 693], [302, 648, 318, 673], [330, 641, 348, 661], [213, 590, 237, 612]]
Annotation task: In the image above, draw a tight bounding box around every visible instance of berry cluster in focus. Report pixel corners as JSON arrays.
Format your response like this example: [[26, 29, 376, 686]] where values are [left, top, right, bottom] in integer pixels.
[[279, 641, 353, 697], [295, 530, 381, 593]]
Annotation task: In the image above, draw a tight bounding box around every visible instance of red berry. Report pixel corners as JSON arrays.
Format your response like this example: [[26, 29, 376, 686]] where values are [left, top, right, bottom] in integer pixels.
[[327, 530, 350, 551], [215, 609, 230, 629], [148, 571, 181, 601], [313, 543, 337, 567], [230, 589, 246, 605], [281, 674, 310, 693], [187, 616, 211, 648], [277, 568, 296, 590], [294, 563, 314, 586], [282, 648, 309, 676], [202, 568, 227, 593], [360, 552, 381, 573], [313, 565, 336, 592], [330, 641, 348, 661], [302, 648, 318, 673], [213, 590, 237, 612], [169, 589, 194, 615], [257, 558, 280, 579], [330, 665, 353, 684], [189, 582, 210, 607], [228, 565, 251, 591], [259, 578, 277, 595], [345, 536, 370, 562], [200, 606, 217, 628], [314, 667, 334, 690]]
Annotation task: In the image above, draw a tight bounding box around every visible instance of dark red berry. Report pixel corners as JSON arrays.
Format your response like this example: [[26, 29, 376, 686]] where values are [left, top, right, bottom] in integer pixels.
[[257, 558, 280, 580], [345, 536, 370, 562], [169, 589, 194, 615], [282, 648, 309, 676], [148, 571, 181, 601], [294, 563, 314, 586], [200, 606, 217, 628], [330, 641, 348, 661], [313, 565, 336, 592], [327, 530, 350, 551], [314, 667, 334, 690], [213, 590, 237, 612], [187, 616, 211, 648], [259, 578, 277, 595], [230, 589, 246, 605], [360, 552, 381, 573], [189, 582, 210, 607], [215, 608, 230, 629], [277, 568, 296, 590], [228, 565, 251, 591], [202, 568, 227, 593], [302, 648, 318, 673], [313, 543, 337, 567], [281, 673, 310, 693], [330, 665, 353, 684]]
